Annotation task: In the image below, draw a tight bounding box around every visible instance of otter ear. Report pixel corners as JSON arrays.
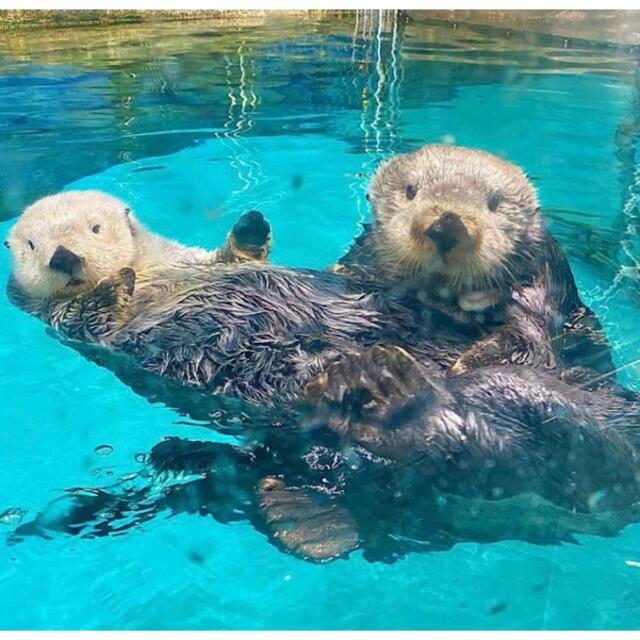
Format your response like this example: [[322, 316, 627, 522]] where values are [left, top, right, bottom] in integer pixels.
[[3, 240, 9, 249], [488, 191, 503, 213], [123, 207, 131, 216]]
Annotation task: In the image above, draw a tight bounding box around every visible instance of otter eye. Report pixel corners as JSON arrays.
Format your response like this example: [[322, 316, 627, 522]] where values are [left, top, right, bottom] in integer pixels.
[[27, 240, 35, 251], [488, 192, 503, 212], [92, 224, 101, 234], [405, 184, 418, 201], [365, 193, 370, 202]]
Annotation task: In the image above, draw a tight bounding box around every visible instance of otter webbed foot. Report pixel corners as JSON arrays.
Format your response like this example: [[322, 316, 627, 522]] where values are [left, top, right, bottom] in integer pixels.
[[258, 477, 359, 563], [299, 346, 446, 461]]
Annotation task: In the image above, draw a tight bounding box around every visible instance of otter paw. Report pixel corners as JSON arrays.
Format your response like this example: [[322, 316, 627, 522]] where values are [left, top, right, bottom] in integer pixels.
[[450, 349, 498, 375], [301, 346, 427, 433], [93, 268, 136, 304], [230, 210, 271, 259], [115, 267, 136, 296], [258, 477, 359, 562]]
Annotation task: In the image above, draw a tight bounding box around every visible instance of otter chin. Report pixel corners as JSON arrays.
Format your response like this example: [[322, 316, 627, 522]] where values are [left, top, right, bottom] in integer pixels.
[[366, 144, 542, 305]]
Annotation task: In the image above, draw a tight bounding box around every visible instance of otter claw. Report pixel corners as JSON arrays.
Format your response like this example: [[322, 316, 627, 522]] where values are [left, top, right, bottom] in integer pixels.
[[449, 359, 468, 375]]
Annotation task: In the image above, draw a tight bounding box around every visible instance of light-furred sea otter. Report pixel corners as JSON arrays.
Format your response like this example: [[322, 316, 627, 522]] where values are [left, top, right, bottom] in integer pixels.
[[12, 347, 640, 563], [6, 191, 461, 410], [6, 190, 272, 303], [334, 144, 614, 376]]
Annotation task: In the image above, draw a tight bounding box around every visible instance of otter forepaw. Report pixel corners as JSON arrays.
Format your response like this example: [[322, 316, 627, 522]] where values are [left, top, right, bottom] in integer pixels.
[[115, 267, 136, 296], [450, 326, 556, 374], [258, 477, 359, 562], [450, 344, 501, 375], [93, 268, 136, 305], [229, 210, 272, 262]]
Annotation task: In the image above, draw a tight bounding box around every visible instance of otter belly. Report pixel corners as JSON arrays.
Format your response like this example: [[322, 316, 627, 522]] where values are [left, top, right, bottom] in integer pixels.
[[101, 266, 438, 407]]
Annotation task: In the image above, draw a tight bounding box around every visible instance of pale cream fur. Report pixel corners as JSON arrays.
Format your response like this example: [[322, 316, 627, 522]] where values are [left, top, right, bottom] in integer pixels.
[[6, 190, 233, 300], [368, 144, 541, 295]]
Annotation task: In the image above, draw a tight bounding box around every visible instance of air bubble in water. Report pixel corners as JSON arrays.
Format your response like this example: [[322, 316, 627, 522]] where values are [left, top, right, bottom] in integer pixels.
[[0, 507, 26, 526], [95, 445, 114, 457]]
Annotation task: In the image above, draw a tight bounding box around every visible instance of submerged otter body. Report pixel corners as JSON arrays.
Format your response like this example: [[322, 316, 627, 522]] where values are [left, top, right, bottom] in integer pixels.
[[336, 144, 614, 375], [14, 353, 640, 563]]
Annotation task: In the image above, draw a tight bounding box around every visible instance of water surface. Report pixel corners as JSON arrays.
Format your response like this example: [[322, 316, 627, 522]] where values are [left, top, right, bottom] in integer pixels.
[[1, 11, 640, 630]]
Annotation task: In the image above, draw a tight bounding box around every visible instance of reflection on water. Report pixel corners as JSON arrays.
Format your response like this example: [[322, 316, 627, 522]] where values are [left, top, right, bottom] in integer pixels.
[[0, 16, 636, 195], [1, 12, 639, 291]]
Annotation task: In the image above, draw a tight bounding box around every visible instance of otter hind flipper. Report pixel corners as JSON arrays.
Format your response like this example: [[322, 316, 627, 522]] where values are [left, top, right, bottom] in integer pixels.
[[258, 477, 360, 563]]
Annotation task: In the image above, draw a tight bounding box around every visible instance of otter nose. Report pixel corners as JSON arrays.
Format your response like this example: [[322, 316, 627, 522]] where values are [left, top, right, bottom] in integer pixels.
[[425, 211, 467, 254], [49, 245, 81, 276]]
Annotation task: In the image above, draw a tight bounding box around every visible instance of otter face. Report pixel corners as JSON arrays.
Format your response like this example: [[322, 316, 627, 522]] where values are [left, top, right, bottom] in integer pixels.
[[5, 191, 136, 300], [368, 144, 540, 293]]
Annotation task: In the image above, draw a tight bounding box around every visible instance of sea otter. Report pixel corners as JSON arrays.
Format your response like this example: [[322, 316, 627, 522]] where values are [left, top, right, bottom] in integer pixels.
[[6, 192, 474, 410], [4, 186, 635, 563], [5, 190, 272, 303], [12, 349, 640, 563], [334, 144, 614, 375]]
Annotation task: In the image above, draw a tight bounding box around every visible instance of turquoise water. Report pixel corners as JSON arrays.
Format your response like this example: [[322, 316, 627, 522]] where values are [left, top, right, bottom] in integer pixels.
[[2, 12, 640, 629]]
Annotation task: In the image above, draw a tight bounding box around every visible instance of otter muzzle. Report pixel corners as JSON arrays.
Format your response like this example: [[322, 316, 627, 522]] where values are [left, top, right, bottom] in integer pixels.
[[49, 245, 82, 276], [425, 211, 468, 255]]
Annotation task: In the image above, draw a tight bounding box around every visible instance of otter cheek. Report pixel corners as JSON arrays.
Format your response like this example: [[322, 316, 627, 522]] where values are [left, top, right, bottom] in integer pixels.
[[477, 227, 511, 275], [459, 219, 480, 250]]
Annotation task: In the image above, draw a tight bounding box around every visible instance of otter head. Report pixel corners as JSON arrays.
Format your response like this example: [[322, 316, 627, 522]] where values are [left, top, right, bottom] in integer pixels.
[[5, 191, 136, 300], [368, 144, 541, 295]]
